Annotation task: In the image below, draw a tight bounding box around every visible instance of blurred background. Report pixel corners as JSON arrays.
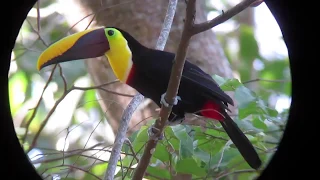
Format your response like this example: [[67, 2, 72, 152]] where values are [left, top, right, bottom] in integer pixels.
[[10, 0, 290, 179]]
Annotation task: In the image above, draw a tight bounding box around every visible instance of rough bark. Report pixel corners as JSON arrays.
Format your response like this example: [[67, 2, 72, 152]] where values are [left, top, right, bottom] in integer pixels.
[[66, 0, 235, 134]]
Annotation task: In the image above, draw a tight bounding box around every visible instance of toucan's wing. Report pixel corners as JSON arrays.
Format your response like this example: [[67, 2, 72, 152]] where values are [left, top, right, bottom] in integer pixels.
[[182, 60, 234, 106], [137, 49, 234, 106]]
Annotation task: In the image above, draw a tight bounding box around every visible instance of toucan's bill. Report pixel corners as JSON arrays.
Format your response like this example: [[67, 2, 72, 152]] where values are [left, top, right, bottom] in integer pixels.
[[37, 28, 109, 71]]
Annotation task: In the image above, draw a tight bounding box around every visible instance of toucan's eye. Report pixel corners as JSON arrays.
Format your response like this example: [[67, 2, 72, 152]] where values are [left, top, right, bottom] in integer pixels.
[[108, 30, 114, 36]]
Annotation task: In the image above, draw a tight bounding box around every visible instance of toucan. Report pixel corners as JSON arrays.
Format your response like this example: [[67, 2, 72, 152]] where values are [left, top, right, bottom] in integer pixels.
[[37, 27, 262, 169]]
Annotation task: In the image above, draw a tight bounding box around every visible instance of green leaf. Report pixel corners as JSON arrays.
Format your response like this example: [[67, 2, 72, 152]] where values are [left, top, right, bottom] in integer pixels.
[[170, 125, 194, 159], [168, 138, 181, 152], [266, 107, 279, 117], [238, 97, 271, 120], [175, 158, 206, 176], [121, 155, 136, 168], [164, 125, 175, 137], [238, 172, 260, 180], [153, 143, 170, 163], [91, 162, 108, 176], [132, 126, 149, 152], [9, 71, 28, 115], [122, 130, 139, 155], [193, 147, 211, 163], [211, 75, 243, 91], [220, 78, 242, 91], [164, 126, 180, 151], [212, 74, 227, 86], [252, 116, 268, 130], [83, 89, 98, 110], [237, 25, 260, 81], [146, 166, 170, 179], [204, 127, 227, 138], [239, 25, 259, 61], [193, 127, 227, 156], [134, 126, 149, 142], [284, 82, 292, 96], [235, 85, 256, 108], [208, 147, 239, 169], [238, 101, 257, 119], [259, 59, 290, 93], [234, 119, 261, 134], [227, 153, 251, 169]]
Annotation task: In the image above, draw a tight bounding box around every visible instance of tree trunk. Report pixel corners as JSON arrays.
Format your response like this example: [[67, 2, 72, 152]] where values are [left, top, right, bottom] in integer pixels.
[[63, 0, 235, 134]]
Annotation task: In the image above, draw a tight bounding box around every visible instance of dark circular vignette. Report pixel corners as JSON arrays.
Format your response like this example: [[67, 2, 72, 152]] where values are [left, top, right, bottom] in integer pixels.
[[2, 0, 308, 179]]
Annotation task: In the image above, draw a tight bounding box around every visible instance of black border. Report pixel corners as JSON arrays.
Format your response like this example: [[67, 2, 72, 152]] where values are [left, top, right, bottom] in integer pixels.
[[2, 0, 309, 179]]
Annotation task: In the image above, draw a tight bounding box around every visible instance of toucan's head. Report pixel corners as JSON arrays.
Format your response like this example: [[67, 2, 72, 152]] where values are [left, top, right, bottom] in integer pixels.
[[37, 27, 142, 82]]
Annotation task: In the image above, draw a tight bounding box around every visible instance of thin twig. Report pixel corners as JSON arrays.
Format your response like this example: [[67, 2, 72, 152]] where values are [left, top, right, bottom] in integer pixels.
[[12, 36, 40, 61], [27, 81, 118, 153], [21, 64, 58, 144], [66, 119, 104, 178], [42, 164, 102, 180], [215, 169, 257, 179], [32, 142, 111, 164], [123, 140, 148, 178], [192, 0, 257, 35], [58, 64, 68, 92], [74, 85, 134, 97], [104, 1, 178, 180], [103, 94, 144, 180], [27, 88, 72, 153], [26, 19, 48, 47], [66, 0, 134, 34], [242, 78, 291, 84], [124, 138, 139, 162], [13, 47, 42, 52]]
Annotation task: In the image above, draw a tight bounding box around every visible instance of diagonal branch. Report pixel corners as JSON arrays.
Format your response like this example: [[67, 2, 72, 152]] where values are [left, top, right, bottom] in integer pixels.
[[132, 2, 196, 180], [21, 64, 58, 144], [103, 94, 144, 180], [132, 0, 258, 179], [103, 0, 178, 180], [192, 0, 257, 35]]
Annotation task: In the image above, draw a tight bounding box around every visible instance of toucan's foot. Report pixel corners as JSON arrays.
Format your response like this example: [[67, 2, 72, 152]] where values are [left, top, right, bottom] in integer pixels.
[[147, 125, 164, 141], [160, 93, 181, 108]]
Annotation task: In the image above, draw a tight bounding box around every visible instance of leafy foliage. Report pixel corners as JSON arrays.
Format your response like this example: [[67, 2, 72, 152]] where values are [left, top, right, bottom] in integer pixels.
[[118, 75, 286, 179]]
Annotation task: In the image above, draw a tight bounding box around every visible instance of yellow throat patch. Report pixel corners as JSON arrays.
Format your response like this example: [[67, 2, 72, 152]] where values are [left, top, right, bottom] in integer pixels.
[[104, 28, 133, 83]]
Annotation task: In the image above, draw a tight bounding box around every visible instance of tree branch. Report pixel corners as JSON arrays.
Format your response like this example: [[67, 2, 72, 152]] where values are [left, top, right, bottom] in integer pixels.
[[132, 0, 257, 179], [192, 0, 257, 35], [132, 1, 195, 179], [104, 1, 179, 180], [103, 94, 144, 180]]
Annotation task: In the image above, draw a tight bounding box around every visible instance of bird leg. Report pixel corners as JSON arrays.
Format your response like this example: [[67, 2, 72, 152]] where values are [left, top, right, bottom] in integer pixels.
[[160, 93, 181, 108]]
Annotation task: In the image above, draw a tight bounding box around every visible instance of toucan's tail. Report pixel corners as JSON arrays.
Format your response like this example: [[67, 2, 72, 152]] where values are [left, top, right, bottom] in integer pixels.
[[201, 101, 262, 169], [220, 111, 262, 169]]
